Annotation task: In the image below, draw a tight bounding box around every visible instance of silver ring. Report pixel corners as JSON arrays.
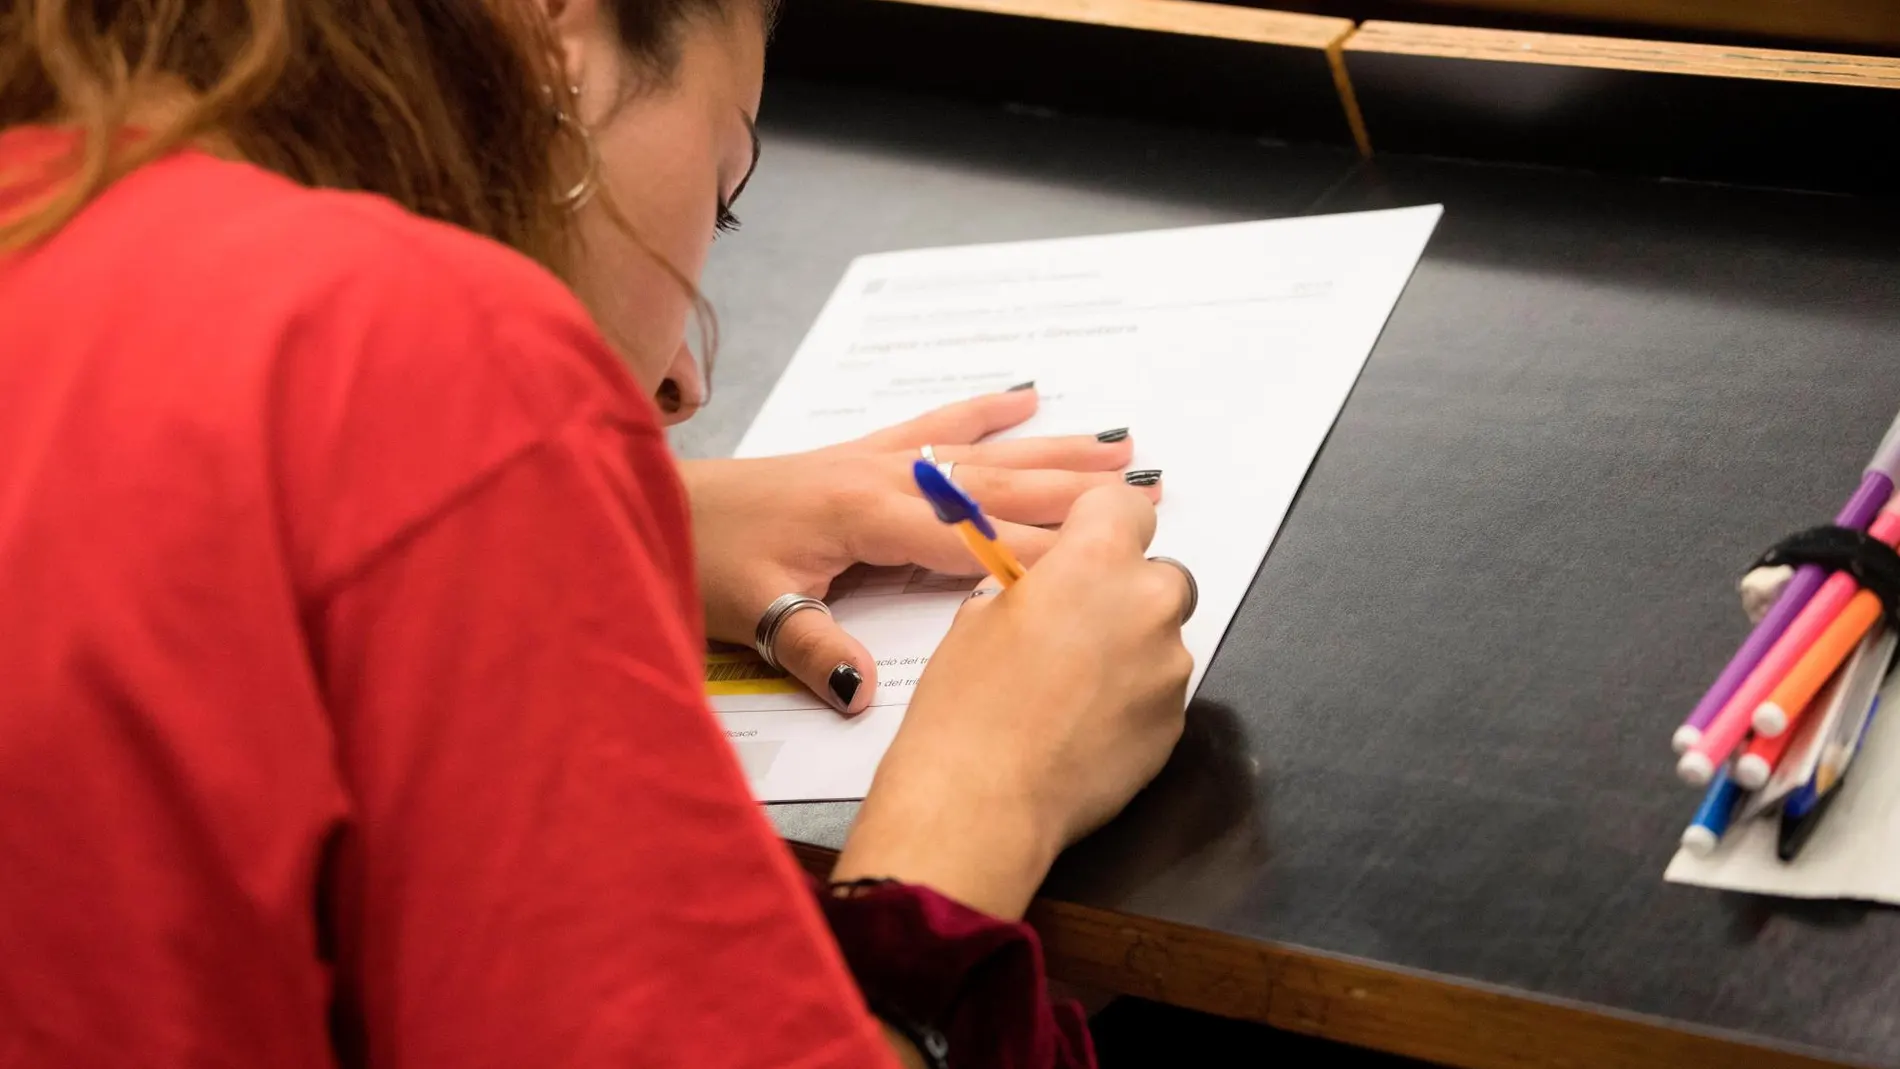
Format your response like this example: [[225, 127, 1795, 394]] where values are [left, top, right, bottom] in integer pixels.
[[753, 593, 832, 671], [936, 460, 957, 481], [919, 444, 938, 464], [1147, 556, 1198, 623]]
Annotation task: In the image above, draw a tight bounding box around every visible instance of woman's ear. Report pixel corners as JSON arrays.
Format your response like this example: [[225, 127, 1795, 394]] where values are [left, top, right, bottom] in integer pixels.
[[541, 0, 603, 89], [542, 0, 626, 122]]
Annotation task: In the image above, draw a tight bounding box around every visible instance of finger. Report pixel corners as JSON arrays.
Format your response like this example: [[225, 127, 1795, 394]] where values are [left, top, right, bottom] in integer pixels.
[[933, 432, 1133, 473], [850, 388, 1039, 452], [851, 497, 1059, 575], [770, 609, 878, 717], [1055, 484, 1160, 557], [948, 465, 1160, 526]]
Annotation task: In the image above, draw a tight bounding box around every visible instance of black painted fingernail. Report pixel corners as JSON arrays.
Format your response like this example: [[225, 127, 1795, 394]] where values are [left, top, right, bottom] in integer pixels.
[[1095, 427, 1130, 444], [1006, 380, 1036, 392], [828, 663, 862, 710], [1124, 469, 1162, 487]]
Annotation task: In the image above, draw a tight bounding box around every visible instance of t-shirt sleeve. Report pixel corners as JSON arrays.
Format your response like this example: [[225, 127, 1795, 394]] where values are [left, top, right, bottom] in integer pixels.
[[313, 411, 896, 1069]]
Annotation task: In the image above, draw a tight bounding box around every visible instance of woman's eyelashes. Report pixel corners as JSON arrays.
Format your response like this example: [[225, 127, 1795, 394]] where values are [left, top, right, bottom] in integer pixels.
[[719, 120, 761, 240]]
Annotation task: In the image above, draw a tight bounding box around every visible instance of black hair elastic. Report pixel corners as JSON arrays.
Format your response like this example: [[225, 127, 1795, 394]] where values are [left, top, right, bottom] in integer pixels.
[[1753, 524, 1900, 624]]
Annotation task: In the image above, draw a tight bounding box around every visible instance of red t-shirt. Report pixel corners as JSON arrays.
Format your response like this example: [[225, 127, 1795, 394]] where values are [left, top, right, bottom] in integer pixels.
[[0, 131, 894, 1069]]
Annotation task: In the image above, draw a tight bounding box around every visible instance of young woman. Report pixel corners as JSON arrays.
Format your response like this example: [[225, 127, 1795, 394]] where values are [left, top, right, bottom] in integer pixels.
[[0, 2, 1195, 1067]]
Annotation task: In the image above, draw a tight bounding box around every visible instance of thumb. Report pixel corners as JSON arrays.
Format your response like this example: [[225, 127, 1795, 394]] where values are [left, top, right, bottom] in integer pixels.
[[771, 607, 879, 716]]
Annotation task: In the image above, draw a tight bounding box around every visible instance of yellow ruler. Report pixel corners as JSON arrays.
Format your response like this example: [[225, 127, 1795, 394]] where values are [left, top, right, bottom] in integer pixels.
[[704, 650, 802, 696]]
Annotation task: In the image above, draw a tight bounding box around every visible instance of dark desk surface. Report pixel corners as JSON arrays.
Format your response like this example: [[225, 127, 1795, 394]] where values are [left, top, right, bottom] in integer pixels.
[[674, 81, 1355, 458], [687, 79, 1900, 1068]]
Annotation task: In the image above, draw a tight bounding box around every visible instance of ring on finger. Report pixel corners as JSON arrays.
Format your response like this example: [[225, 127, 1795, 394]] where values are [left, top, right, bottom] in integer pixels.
[[917, 444, 956, 481], [754, 593, 832, 671], [1146, 556, 1198, 623]]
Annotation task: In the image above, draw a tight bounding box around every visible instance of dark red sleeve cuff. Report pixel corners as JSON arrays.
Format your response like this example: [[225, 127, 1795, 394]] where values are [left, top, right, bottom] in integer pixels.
[[815, 877, 1095, 1069]]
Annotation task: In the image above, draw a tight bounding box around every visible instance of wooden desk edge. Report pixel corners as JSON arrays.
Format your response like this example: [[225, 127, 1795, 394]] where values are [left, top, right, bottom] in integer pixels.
[[790, 841, 1856, 1069], [841, 0, 1353, 51], [778, 0, 1368, 153], [1343, 20, 1900, 92], [1368, 0, 1900, 54]]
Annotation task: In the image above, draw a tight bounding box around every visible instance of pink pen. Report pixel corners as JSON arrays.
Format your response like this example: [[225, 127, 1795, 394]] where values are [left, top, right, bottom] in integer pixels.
[[1679, 495, 1900, 785]]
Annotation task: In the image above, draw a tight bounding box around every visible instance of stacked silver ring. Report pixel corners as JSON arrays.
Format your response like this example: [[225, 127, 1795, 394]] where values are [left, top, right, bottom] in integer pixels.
[[753, 593, 832, 671]]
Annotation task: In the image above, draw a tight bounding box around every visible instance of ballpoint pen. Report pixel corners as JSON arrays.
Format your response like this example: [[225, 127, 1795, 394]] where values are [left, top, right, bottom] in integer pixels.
[[912, 459, 1027, 587]]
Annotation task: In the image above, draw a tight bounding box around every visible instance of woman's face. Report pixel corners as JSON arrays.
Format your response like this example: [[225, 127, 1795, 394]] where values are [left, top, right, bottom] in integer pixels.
[[552, 0, 766, 424]]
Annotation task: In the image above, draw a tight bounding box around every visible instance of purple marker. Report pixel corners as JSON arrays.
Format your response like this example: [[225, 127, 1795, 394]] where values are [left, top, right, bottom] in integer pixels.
[[1674, 410, 1900, 754]]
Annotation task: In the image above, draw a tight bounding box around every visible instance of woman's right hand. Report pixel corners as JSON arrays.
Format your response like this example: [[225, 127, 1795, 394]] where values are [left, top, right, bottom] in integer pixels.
[[831, 485, 1195, 920]]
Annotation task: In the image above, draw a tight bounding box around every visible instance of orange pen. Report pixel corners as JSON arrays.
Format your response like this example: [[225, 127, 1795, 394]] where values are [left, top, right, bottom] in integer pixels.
[[1752, 589, 1883, 739]]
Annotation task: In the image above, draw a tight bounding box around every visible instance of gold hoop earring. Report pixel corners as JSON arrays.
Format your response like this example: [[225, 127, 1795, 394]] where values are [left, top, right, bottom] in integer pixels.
[[552, 83, 599, 212]]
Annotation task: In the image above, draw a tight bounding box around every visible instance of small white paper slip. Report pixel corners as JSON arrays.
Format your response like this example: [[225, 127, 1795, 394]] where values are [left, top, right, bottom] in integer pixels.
[[715, 205, 1445, 803], [1665, 673, 1900, 903]]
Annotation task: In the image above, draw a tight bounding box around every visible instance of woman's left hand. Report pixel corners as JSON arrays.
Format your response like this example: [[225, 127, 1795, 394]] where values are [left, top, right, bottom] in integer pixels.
[[679, 387, 1160, 715]]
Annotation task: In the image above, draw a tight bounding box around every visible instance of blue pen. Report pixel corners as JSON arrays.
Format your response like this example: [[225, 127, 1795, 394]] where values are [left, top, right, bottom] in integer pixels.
[[911, 460, 1027, 587], [1679, 762, 1745, 858], [1779, 695, 1881, 861]]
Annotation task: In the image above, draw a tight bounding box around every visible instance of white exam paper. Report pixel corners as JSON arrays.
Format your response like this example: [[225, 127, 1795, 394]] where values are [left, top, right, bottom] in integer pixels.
[[1665, 672, 1900, 903], [717, 206, 1443, 802]]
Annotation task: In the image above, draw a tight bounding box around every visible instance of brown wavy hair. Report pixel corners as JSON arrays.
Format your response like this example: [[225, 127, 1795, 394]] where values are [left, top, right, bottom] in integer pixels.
[[0, 0, 762, 283]]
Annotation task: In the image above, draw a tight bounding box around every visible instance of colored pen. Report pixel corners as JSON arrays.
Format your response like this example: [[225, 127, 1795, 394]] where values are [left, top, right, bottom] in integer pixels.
[[1735, 726, 1799, 792], [1679, 495, 1900, 784], [912, 459, 1027, 587], [1674, 409, 1900, 754], [1778, 693, 1882, 862], [1679, 761, 1746, 858], [1753, 586, 1883, 739], [1760, 614, 1897, 737], [1734, 721, 1819, 822], [1736, 627, 1896, 788], [1733, 628, 1895, 817]]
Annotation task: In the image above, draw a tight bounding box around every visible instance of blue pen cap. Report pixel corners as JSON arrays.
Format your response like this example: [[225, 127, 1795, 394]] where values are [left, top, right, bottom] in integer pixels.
[[911, 459, 998, 539], [1681, 763, 1744, 857]]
